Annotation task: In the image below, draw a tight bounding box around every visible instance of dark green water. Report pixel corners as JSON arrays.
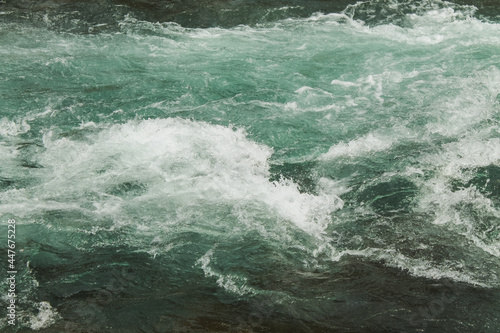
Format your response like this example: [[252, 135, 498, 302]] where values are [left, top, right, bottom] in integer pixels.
[[1, 0, 500, 332]]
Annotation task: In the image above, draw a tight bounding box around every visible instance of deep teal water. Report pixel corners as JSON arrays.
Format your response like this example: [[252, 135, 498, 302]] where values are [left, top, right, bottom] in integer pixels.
[[1, 0, 500, 332]]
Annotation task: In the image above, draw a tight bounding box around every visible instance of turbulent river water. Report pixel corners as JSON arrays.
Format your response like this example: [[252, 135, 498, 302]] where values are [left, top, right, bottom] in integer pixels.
[[1, 0, 500, 332]]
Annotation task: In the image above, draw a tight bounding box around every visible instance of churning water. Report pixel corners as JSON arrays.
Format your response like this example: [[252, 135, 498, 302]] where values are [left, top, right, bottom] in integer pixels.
[[1, 0, 500, 331]]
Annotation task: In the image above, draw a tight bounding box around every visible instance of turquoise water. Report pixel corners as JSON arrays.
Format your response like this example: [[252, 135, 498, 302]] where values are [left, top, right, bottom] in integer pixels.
[[1, 0, 500, 331]]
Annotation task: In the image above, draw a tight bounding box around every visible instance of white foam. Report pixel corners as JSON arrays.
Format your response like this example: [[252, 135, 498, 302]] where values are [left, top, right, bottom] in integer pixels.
[[424, 67, 500, 136], [330, 71, 418, 106], [339, 0, 500, 47], [319, 132, 394, 160], [439, 138, 500, 176], [316, 177, 351, 197], [196, 248, 256, 296], [2, 119, 343, 242], [330, 79, 359, 87], [377, 250, 491, 287], [0, 117, 30, 137], [286, 86, 340, 113], [332, 248, 491, 287], [415, 136, 500, 264], [29, 301, 60, 330]]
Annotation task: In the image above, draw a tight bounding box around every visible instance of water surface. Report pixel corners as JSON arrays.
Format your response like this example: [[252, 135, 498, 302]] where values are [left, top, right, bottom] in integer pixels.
[[1, 0, 500, 332]]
